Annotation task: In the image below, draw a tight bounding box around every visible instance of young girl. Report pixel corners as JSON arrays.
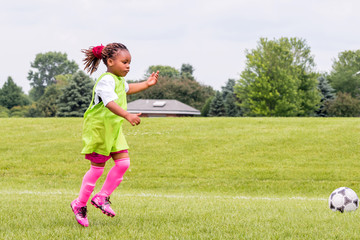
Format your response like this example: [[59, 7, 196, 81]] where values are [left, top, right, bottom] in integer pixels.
[[71, 43, 159, 227]]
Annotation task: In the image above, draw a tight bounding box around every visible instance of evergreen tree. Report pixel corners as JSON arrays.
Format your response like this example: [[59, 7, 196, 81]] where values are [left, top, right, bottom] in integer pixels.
[[224, 93, 241, 117], [57, 71, 94, 117], [181, 63, 194, 75], [221, 79, 242, 116], [316, 75, 335, 117], [0, 77, 30, 109], [201, 96, 213, 117], [221, 79, 236, 99], [209, 91, 226, 117], [180, 63, 195, 81]]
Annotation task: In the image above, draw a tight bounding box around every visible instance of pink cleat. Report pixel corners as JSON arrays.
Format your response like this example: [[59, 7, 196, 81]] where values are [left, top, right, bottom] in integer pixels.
[[91, 194, 116, 217], [70, 199, 89, 227]]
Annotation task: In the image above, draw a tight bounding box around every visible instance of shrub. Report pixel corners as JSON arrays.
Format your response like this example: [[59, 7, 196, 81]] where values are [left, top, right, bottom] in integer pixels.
[[326, 92, 360, 117]]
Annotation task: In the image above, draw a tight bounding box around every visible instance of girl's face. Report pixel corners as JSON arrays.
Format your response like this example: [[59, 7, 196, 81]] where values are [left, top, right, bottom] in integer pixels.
[[107, 50, 131, 77]]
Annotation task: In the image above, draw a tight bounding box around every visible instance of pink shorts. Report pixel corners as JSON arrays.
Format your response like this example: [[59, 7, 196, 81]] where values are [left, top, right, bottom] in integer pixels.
[[85, 150, 128, 163]]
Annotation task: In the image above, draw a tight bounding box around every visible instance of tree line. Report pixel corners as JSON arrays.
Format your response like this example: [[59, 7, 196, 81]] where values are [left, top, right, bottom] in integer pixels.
[[1, 37, 360, 117], [0, 54, 94, 118], [203, 37, 360, 117], [0, 53, 214, 117]]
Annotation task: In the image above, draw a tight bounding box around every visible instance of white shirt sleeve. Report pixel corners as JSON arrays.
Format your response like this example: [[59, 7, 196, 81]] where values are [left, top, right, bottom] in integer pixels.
[[94, 75, 129, 107], [124, 81, 129, 93]]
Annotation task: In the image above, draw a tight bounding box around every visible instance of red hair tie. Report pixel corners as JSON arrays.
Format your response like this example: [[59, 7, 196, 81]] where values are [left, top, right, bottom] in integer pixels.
[[92, 45, 104, 59]]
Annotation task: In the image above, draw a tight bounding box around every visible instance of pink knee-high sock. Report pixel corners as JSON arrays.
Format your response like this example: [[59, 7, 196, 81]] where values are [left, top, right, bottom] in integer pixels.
[[77, 165, 104, 206], [99, 158, 130, 197]]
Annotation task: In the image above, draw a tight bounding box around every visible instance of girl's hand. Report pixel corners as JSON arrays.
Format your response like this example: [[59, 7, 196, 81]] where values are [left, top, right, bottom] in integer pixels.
[[125, 113, 142, 126], [146, 71, 159, 87]]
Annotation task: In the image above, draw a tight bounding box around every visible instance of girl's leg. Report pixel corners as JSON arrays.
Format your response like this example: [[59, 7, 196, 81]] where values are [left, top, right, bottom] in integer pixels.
[[91, 151, 130, 217], [76, 163, 105, 206], [71, 162, 105, 227], [98, 157, 130, 196]]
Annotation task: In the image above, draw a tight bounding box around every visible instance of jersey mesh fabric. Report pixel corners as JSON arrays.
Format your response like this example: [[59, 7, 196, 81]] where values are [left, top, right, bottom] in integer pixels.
[[81, 73, 129, 156]]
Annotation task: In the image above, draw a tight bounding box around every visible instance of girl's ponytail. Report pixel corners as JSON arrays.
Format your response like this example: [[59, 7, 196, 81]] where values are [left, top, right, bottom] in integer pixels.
[[82, 45, 104, 74], [82, 43, 129, 74]]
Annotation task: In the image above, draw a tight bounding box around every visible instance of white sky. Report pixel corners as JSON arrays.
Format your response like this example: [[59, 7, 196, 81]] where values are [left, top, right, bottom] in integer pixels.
[[1, 0, 359, 93]]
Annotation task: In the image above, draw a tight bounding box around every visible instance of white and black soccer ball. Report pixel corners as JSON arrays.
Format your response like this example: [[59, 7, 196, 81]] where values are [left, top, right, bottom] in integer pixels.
[[329, 187, 359, 213]]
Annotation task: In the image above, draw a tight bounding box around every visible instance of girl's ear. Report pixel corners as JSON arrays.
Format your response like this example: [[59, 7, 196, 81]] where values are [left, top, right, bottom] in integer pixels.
[[107, 58, 114, 67]]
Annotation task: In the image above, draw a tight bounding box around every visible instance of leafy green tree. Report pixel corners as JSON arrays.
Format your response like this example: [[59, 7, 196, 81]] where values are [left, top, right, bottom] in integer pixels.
[[0, 77, 30, 109], [28, 88, 40, 102], [57, 71, 94, 117], [145, 65, 180, 78], [209, 91, 226, 117], [326, 92, 360, 117], [35, 75, 72, 117], [235, 37, 321, 116], [328, 50, 360, 97], [28, 52, 78, 101], [129, 65, 214, 110], [316, 75, 335, 117], [36, 85, 62, 117], [25, 103, 43, 117], [55, 74, 72, 88]]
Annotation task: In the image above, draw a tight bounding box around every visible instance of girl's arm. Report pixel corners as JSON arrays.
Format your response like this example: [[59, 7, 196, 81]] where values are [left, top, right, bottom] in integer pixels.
[[106, 101, 141, 126], [127, 71, 159, 95]]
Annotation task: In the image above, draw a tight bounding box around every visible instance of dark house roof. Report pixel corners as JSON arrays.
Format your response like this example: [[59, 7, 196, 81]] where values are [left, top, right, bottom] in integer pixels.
[[127, 99, 201, 116]]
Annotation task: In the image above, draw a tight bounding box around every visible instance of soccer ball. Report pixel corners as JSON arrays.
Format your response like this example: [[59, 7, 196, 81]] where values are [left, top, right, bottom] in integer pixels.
[[329, 187, 359, 213]]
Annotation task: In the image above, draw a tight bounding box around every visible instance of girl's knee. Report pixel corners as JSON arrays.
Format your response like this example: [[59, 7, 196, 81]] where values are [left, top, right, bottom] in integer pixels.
[[91, 162, 106, 167], [114, 158, 130, 172], [111, 151, 129, 161]]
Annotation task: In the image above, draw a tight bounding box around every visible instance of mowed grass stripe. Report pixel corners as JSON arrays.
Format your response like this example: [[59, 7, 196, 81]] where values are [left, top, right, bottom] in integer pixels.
[[0, 189, 356, 240], [0, 190, 327, 201]]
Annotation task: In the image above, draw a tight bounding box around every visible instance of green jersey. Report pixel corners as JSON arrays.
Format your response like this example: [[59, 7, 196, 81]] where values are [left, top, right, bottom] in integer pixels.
[[81, 72, 129, 156]]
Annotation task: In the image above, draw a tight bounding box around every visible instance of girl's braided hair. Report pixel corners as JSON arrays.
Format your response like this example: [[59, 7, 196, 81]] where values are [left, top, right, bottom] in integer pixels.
[[82, 43, 129, 74]]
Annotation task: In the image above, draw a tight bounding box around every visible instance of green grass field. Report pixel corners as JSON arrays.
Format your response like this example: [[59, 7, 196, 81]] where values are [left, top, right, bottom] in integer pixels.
[[1, 117, 360, 239]]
